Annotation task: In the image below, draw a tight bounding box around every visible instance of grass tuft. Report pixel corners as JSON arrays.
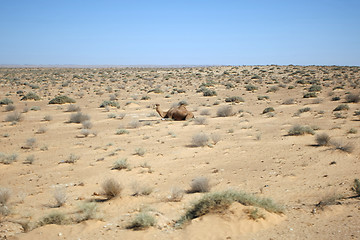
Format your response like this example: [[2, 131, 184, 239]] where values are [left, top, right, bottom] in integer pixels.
[[176, 190, 284, 226]]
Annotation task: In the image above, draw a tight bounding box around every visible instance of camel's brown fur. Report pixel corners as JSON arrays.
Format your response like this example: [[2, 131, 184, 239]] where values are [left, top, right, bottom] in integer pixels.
[[155, 103, 194, 121]]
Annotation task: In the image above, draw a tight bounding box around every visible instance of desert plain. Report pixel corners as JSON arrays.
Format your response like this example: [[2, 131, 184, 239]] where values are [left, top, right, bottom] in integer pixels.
[[0, 65, 359, 239]]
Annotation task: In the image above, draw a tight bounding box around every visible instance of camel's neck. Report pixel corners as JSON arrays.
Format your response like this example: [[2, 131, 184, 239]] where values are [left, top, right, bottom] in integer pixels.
[[156, 106, 166, 118]]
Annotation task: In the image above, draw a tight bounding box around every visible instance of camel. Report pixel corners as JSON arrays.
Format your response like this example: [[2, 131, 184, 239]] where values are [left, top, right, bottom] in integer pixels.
[[155, 103, 194, 121]]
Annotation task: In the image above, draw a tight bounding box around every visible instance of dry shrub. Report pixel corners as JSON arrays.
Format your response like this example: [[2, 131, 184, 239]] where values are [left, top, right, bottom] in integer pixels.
[[168, 187, 185, 202], [5, 104, 15, 112], [200, 109, 211, 116], [216, 105, 233, 117], [81, 120, 93, 129], [36, 126, 47, 134], [38, 212, 68, 226], [191, 132, 209, 147], [80, 129, 91, 137], [128, 119, 142, 129], [315, 133, 331, 146], [352, 179, 360, 196], [288, 125, 314, 136], [112, 158, 129, 170], [23, 138, 37, 149], [315, 193, 343, 210], [5, 112, 22, 122], [345, 93, 360, 103], [194, 117, 208, 125], [0, 187, 10, 205], [282, 98, 295, 105], [69, 112, 90, 123], [102, 178, 123, 199], [53, 186, 67, 207], [66, 104, 81, 112], [189, 177, 210, 193], [127, 212, 156, 230], [131, 182, 153, 196], [76, 202, 98, 222], [331, 141, 354, 153], [211, 133, 221, 144]]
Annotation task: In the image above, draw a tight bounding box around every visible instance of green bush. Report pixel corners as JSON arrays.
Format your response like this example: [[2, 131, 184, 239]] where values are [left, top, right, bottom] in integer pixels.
[[49, 95, 76, 104], [0, 98, 13, 105], [257, 96, 269, 100], [225, 96, 244, 103], [99, 100, 120, 108], [262, 107, 275, 114], [308, 84, 322, 92], [245, 84, 258, 91], [21, 92, 40, 101], [333, 104, 349, 111], [202, 88, 217, 97], [303, 92, 317, 98]]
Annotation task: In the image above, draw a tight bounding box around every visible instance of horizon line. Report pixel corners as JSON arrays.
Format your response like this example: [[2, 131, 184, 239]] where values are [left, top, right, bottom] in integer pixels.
[[1, 64, 359, 69]]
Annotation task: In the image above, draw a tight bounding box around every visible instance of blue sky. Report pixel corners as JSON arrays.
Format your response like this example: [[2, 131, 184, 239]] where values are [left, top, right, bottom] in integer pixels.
[[1, 0, 359, 66]]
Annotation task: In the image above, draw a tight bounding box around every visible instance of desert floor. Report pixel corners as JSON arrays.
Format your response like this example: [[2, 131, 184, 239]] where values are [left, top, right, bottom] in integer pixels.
[[0, 65, 359, 240]]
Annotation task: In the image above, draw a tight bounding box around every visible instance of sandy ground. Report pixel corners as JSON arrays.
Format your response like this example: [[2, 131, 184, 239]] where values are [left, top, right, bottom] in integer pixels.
[[0, 65, 359, 240]]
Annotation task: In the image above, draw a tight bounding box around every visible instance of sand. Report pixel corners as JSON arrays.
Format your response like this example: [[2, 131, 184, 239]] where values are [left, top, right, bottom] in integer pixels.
[[0, 65, 359, 239]]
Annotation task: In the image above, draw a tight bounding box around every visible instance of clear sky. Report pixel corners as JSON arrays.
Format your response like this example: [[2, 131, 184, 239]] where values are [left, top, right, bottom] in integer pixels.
[[1, 0, 359, 66]]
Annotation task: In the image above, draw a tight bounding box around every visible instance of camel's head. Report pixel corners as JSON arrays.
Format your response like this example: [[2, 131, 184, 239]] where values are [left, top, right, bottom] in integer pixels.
[[154, 104, 160, 109]]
